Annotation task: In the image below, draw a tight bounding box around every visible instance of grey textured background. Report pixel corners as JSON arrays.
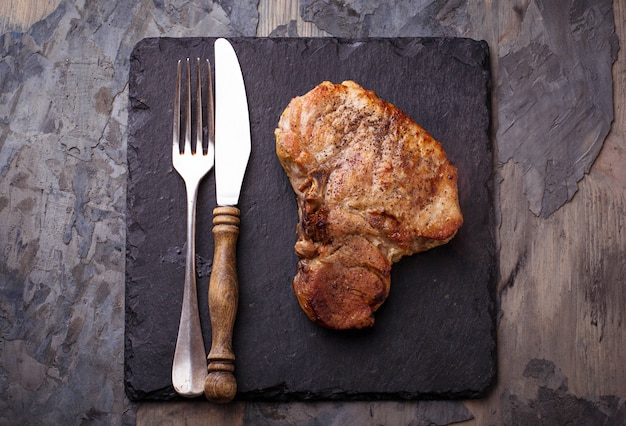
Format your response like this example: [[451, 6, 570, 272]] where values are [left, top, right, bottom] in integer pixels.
[[0, 0, 618, 424]]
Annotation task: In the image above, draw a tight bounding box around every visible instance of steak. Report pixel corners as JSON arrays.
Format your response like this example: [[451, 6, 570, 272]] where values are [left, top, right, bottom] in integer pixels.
[[275, 81, 463, 330]]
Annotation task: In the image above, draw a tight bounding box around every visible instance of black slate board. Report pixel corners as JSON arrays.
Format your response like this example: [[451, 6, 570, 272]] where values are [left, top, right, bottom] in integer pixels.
[[125, 37, 496, 401]]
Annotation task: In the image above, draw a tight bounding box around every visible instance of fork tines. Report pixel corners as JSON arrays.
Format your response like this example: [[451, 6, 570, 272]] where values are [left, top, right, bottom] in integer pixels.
[[173, 57, 214, 156]]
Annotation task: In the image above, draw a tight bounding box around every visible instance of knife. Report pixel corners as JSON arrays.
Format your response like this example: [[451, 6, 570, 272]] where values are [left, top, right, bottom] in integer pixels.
[[204, 38, 251, 404]]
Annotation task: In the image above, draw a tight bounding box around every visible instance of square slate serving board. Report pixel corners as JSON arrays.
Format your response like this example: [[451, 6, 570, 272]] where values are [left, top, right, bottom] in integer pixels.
[[125, 37, 496, 401]]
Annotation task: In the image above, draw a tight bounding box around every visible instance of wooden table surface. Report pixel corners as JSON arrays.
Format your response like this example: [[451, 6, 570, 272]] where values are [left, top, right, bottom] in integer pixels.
[[1, 0, 624, 424]]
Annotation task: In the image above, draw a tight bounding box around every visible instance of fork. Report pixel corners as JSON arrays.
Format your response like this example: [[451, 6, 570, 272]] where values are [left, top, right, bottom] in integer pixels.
[[171, 57, 214, 398]]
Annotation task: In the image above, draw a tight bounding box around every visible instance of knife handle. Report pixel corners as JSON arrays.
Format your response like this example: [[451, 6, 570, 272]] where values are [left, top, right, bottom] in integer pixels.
[[205, 206, 240, 403]]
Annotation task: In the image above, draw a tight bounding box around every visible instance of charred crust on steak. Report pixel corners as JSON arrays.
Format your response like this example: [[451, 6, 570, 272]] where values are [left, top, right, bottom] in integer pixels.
[[301, 204, 330, 244]]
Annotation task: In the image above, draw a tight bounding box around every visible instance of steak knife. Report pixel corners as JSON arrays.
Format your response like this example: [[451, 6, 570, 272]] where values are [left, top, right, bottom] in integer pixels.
[[204, 38, 251, 404]]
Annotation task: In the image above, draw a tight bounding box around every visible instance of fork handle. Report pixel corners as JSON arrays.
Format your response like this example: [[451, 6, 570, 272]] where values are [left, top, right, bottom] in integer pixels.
[[205, 206, 240, 403]]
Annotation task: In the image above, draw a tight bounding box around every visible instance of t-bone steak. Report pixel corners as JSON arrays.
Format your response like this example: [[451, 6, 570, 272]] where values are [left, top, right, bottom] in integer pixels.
[[275, 80, 463, 330]]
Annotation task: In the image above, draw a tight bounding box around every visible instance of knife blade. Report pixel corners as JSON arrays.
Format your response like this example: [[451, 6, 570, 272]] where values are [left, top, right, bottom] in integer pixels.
[[213, 38, 251, 206], [204, 38, 251, 404]]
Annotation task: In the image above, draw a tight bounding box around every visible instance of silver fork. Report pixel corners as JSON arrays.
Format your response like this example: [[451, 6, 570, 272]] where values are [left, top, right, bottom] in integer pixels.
[[171, 57, 214, 398]]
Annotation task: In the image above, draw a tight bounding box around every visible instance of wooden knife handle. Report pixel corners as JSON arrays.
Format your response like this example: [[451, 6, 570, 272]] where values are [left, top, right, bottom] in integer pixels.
[[205, 206, 240, 403]]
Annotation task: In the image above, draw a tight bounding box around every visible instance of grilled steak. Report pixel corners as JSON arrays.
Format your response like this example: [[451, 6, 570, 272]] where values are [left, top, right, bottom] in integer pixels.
[[275, 81, 463, 330]]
